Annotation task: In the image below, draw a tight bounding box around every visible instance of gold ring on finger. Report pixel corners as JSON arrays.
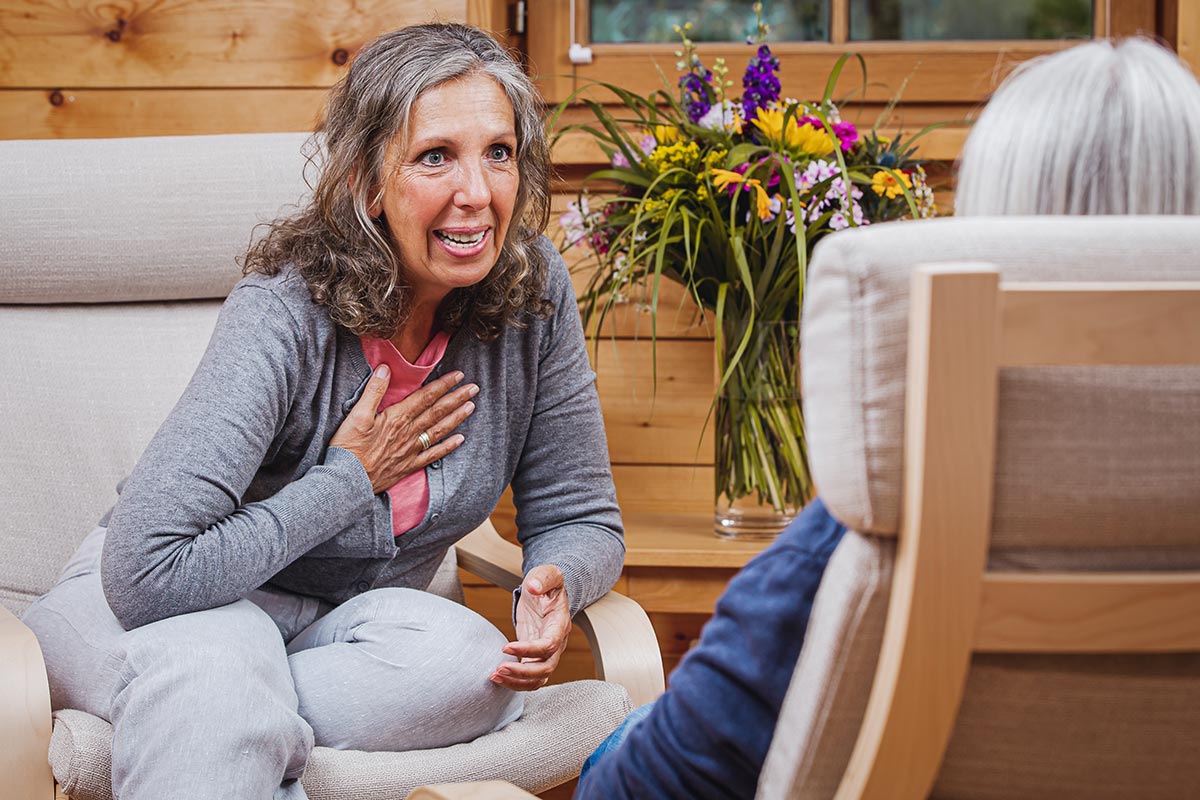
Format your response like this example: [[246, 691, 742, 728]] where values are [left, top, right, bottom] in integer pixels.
[[418, 431, 432, 451]]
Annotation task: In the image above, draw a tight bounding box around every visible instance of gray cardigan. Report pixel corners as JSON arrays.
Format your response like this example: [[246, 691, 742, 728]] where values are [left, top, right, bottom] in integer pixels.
[[101, 237, 625, 630]]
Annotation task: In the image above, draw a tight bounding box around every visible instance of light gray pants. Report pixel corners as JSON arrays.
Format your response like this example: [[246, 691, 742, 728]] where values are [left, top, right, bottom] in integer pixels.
[[22, 528, 524, 800]]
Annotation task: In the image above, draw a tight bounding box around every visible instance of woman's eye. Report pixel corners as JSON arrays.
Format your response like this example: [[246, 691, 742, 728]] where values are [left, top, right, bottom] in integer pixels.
[[420, 150, 445, 166], [488, 145, 513, 161]]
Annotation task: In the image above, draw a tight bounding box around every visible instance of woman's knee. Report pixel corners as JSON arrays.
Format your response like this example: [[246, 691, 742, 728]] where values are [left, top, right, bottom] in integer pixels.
[[289, 587, 524, 750], [22, 571, 126, 716]]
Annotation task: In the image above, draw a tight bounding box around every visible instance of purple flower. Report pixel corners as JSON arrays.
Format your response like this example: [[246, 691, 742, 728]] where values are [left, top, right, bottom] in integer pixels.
[[679, 69, 714, 123], [741, 44, 781, 123]]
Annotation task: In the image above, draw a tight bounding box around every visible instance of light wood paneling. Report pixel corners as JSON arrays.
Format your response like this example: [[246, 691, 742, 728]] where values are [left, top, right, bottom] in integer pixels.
[[540, 41, 1073, 105], [626, 566, 739, 614], [491, 466, 714, 541], [594, 339, 714, 465], [1179, 0, 1200, 76], [614, 465, 713, 512], [0, 88, 325, 139], [0, 0, 468, 88]]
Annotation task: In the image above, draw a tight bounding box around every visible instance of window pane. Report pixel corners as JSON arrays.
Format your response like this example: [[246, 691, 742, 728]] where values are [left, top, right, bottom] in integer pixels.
[[590, 0, 829, 43], [849, 0, 1092, 41]]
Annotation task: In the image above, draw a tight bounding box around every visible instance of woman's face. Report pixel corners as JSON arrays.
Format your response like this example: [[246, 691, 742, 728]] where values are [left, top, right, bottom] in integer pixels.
[[375, 73, 520, 312]]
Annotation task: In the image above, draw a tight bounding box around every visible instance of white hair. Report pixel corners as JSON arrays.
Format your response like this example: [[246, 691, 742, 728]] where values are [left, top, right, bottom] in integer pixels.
[[955, 38, 1200, 216]]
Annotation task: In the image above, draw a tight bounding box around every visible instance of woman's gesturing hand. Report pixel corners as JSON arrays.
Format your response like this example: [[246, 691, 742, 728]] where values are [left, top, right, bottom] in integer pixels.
[[493, 564, 572, 691], [330, 365, 478, 494]]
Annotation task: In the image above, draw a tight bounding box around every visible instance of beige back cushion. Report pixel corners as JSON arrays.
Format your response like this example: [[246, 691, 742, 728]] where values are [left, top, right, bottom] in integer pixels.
[[0, 133, 312, 304], [0, 133, 313, 614], [759, 215, 1200, 798], [801, 216, 1200, 548]]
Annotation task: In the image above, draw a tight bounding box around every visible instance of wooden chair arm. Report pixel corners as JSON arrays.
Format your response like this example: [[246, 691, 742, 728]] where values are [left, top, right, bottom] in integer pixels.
[[456, 521, 666, 707], [0, 605, 55, 799], [406, 781, 539, 799]]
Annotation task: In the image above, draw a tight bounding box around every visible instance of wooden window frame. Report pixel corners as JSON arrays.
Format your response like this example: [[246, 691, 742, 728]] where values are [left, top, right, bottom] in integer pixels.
[[530, 0, 1160, 105]]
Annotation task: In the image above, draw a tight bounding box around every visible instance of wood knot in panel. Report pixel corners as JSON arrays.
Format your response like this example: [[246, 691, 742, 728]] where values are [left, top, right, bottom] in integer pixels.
[[331, 48, 349, 66], [105, 18, 128, 43]]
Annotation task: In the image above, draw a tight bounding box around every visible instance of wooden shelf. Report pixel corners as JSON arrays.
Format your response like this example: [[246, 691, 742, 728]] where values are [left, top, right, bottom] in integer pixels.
[[622, 511, 772, 568]]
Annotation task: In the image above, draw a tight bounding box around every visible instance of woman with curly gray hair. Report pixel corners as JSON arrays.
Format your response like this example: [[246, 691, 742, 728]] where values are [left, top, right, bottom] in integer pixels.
[[23, 23, 624, 799]]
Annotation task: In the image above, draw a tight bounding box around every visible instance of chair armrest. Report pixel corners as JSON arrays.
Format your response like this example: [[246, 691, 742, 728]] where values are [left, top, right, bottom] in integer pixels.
[[406, 780, 539, 799], [456, 521, 666, 707], [0, 605, 55, 799]]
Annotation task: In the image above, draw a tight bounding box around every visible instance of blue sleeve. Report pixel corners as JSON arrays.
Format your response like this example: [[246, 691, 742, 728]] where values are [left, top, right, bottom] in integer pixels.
[[575, 498, 847, 799]]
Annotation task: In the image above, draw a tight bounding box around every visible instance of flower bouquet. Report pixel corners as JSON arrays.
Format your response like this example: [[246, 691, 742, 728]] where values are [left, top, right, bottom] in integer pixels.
[[553, 5, 939, 537]]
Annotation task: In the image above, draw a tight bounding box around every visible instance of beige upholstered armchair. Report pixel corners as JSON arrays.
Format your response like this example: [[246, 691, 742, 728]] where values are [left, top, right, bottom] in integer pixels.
[[0, 133, 664, 800], [755, 216, 1200, 799]]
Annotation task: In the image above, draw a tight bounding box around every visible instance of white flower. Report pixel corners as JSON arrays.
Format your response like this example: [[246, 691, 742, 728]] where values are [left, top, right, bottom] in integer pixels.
[[697, 100, 744, 133], [560, 199, 590, 246]]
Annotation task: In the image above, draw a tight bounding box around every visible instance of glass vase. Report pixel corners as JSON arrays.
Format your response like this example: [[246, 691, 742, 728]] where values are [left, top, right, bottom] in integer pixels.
[[713, 319, 814, 539]]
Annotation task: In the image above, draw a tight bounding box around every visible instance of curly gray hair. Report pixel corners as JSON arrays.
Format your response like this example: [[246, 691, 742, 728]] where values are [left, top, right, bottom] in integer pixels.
[[243, 23, 553, 340]]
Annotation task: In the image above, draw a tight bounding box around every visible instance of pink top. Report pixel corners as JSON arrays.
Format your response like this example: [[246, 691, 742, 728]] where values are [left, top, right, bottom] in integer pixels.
[[359, 331, 452, 535]]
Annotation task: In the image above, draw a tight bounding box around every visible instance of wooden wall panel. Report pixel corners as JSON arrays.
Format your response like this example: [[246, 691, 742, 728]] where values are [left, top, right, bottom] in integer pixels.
[[0, 88, 325, 139], [595, 339, 714, 465], [0, 0, 468, 88], [0, 0, 508, 139]]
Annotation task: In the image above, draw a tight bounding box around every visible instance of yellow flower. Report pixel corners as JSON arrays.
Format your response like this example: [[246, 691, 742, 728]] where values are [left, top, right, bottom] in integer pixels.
[[871, 169, 913, 200], [752, 108, 835, 156], [704, 148, 729, 172], [710, 168, 745, 192], [652, 124, 680, 145], [647, 140, 702, 174], [752, 184, 773, 220], [708, 168, 774, 221]]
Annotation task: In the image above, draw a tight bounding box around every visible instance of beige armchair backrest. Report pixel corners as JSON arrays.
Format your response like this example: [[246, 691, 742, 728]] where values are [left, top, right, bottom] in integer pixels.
[[758, 217, 1200, 799], [0, 133, 313, 615]]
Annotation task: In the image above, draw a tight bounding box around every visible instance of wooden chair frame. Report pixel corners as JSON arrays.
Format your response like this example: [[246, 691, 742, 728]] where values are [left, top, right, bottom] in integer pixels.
[[835, 266, 1200, 799]]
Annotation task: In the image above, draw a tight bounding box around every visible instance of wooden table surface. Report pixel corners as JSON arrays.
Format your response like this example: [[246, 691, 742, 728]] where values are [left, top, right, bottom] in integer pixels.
[[622, 511, 773, 568]]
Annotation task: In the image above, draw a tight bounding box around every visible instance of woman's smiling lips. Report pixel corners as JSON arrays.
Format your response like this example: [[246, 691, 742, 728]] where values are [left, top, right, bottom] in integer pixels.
[[433, 226, 492, 257]]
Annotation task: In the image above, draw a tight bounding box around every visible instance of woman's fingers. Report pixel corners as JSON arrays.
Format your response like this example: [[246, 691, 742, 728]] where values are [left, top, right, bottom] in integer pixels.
[[329, 367, 477, 493], [503, 638, 560, 660], [490, 656, 560, 691], [351, 364, 392, 425]]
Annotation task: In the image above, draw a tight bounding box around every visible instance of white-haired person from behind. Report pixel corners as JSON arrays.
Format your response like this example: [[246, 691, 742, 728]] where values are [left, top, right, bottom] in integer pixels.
[[956, 36, 1200, 216], [573, 36, 1200, 800]]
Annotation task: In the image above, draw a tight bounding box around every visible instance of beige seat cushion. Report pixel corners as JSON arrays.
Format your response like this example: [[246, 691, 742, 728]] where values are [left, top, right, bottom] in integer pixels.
[[50, 681, 631, 800]]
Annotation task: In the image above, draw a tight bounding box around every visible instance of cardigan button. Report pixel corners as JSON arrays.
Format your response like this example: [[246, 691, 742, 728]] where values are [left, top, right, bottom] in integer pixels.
[[354, 581, 370, 593], [430, 460, 441, 469], [430, 513, 441, 522]]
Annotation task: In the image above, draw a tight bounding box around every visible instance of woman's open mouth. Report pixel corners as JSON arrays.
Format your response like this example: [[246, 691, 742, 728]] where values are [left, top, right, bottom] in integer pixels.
[[434, 227, 491, 257]]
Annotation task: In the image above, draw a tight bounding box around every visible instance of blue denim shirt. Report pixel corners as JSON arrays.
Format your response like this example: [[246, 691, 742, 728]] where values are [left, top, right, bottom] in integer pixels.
[[576, 498, 847, 799]]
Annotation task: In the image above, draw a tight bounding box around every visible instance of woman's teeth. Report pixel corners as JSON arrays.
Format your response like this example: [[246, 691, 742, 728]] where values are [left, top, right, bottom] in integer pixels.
[[435, 230, 487, 248]]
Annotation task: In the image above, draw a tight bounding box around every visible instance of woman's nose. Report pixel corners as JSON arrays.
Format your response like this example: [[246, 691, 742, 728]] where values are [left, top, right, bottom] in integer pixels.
[[454, 160, 492, 209]]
